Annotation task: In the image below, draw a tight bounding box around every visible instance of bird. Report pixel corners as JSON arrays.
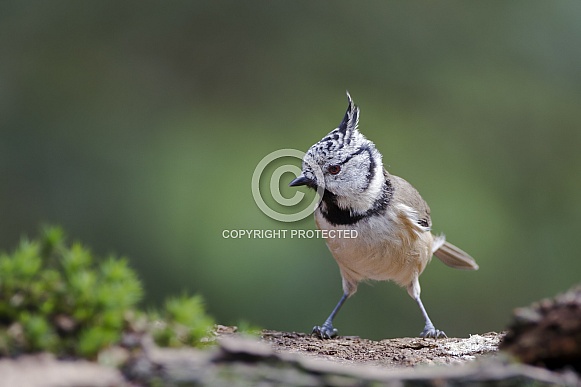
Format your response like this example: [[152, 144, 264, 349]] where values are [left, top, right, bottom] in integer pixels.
[[289, 92, 478, 339]]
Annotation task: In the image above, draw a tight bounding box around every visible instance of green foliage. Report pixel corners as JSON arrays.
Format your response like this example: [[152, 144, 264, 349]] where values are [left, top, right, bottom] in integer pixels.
[[151, 295, 215, 348], [0, 227, 142, 357], [235, 320, 262, 337], [0, 227, 217, 359]]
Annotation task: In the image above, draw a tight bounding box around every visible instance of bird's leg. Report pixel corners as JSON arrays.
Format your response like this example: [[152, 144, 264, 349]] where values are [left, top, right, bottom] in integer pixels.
[[415, 295, 447, 339], [312, 293, 348, 339], [407, 277, 447, 339]]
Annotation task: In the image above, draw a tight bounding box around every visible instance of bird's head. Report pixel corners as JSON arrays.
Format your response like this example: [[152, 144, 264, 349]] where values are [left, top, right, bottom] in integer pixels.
[[290, 92, 385, 213]]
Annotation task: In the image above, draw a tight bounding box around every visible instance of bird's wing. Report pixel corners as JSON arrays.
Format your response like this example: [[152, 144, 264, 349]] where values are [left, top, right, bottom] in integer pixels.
[[388, 172, 432, 230], [386, 171, 479, 271]]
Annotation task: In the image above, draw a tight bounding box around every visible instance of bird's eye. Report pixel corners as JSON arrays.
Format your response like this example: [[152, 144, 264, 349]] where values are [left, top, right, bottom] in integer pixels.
[[328, 165, 341, 175]]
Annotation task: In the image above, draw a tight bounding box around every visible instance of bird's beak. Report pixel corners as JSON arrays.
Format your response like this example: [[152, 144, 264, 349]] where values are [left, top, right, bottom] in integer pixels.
[[289, 174, 314, 187]]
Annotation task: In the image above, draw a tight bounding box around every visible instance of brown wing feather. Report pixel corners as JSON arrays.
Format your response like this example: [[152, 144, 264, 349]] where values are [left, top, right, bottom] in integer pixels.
[[387, 170, 478, 271], [387, 171, 432, 229]]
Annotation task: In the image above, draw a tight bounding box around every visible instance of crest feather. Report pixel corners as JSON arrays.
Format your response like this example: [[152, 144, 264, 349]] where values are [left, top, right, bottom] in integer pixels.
[[338, 91, 359, 135]]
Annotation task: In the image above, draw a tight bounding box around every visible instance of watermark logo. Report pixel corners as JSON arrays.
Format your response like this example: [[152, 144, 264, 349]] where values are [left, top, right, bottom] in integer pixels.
[[222, 229, 358, 239], [251, 149, 325, 222]]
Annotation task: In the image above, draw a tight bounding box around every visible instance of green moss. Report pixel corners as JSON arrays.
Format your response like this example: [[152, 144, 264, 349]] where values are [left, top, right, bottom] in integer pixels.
[[236, 320, 263, 337], [0, 226, 218, 359], [151, 294, 215, 348]]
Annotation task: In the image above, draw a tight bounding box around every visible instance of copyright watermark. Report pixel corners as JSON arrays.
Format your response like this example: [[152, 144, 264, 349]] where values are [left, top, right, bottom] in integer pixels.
[[222, 229, 358, 239], [251, 149, 324, 222]]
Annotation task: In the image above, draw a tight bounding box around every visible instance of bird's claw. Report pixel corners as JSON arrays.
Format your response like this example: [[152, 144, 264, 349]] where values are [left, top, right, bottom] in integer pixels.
[[312, 323, 338, 339], [420, 326, 447, 339]]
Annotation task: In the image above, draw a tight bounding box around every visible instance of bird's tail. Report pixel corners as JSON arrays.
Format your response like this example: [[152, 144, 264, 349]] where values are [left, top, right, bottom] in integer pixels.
[[432, 234, 479, 270]]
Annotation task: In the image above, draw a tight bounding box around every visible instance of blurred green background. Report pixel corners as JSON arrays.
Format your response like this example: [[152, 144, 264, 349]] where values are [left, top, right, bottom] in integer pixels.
[[1, 1, 580, 339]]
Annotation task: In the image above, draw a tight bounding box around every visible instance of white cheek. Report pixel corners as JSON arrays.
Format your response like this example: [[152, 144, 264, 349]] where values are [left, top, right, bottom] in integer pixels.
[[341, 169, 366, 192], [325, 177, 341, 192]]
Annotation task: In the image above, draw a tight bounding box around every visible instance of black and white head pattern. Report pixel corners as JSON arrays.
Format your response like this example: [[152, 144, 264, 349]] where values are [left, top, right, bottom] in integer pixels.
[[301, 92, 387, 216]]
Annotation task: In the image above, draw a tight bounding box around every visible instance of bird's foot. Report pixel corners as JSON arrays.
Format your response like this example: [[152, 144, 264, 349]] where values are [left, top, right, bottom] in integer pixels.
[[420, 324, 447, 339], [312, 322, 338, 339]]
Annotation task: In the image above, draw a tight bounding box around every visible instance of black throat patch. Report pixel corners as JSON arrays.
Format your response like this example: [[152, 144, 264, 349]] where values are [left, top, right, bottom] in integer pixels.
[[318, 178, 393, 226]]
